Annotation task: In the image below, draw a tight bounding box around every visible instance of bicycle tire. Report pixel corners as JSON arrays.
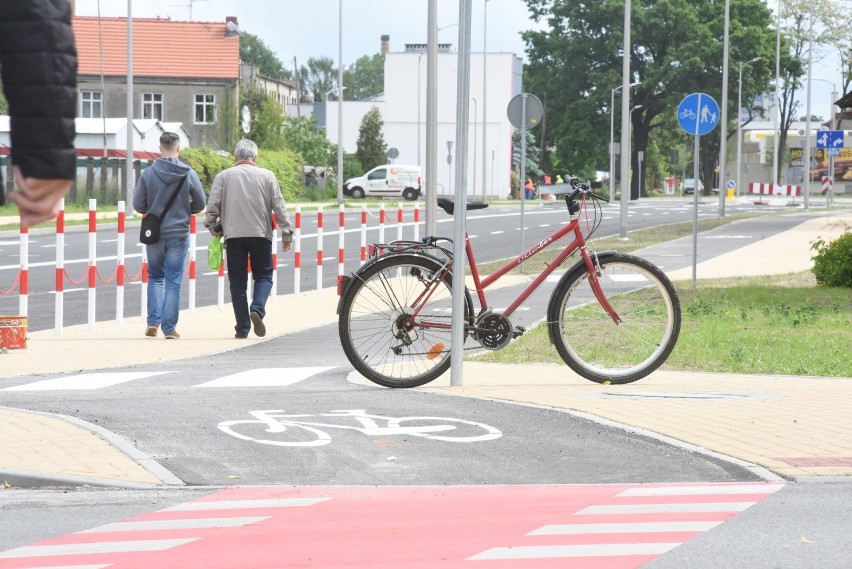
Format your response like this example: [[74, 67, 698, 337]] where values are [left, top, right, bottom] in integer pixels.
[[339, 254, 473, 388], [547, 253, 681, 384]]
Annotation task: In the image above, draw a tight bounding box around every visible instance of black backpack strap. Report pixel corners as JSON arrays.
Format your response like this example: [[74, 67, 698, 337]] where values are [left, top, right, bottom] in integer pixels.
[[157, 175, 188, 218]]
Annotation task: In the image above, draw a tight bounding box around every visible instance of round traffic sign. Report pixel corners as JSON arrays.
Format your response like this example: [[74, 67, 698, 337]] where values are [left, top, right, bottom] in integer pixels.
[[507, 93, 543, 129], [726, 180, 735, 190], [387, 147, 399, 160], [677, 93, 719, 136]]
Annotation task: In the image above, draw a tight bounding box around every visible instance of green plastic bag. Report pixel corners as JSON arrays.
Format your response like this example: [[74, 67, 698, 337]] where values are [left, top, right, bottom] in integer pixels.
[[207, 235, 223, 271]]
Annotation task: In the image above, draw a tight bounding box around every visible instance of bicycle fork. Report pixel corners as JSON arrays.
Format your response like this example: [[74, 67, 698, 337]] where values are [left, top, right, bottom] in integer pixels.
[[582, 248, 622, 325]]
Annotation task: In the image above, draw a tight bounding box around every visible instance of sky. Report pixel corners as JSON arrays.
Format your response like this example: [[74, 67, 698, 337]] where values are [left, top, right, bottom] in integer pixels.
[[73, 0, 842, 124]]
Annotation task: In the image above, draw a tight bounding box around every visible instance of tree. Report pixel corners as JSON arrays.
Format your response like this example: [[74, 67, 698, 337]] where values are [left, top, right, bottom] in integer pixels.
[[242, 86, 285, 150], [522, 0, 777, 198], [281, 115, 336, 167], [240, 33, 291, 81], [343, 53, 385, 101], [300, 56, 337, 102], [356, 106, 387, 171]]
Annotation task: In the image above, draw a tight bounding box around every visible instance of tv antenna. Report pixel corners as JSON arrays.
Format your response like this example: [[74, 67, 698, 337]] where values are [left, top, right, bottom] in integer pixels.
[[168, 0, 209, 21]]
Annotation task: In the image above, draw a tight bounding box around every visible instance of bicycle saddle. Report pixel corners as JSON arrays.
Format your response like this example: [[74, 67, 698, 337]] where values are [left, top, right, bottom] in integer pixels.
[[436, 197, 489, 215]]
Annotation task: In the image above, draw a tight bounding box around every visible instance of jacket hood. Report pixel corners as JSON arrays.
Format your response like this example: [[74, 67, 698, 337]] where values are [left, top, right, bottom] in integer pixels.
[[150, 156, 191, 184]]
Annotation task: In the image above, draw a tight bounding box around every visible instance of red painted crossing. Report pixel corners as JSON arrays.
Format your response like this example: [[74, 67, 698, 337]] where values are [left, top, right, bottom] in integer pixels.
[[0, 482, 783, 568]]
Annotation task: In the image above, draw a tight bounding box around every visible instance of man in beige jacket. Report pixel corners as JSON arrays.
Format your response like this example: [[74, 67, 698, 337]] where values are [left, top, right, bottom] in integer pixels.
[[205, 139, 293, 339]]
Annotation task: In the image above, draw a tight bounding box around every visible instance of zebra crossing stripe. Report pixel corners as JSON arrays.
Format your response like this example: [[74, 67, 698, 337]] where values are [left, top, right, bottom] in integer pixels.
[[468, 542, 681, 560], [528, 520, 722, 535], [616, 483, 784, 496], [4, 372, 171, 391], [12, 566, 112, 569], [193, 366, 337, 387], [0, 538, 197, 558], [160, 497, 331, 511], [79, 516, 271, 533], [578, 501, 755, 515]]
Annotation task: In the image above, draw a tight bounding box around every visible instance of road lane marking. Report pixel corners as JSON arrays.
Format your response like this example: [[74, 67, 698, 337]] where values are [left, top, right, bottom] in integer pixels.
[[193, 367, 336, 388], [5, 371, 171, 391]]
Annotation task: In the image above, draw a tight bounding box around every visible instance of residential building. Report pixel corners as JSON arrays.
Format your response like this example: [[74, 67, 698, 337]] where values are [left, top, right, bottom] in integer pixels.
[[315, 40, 523, 199], [72, 15, 240, 150]]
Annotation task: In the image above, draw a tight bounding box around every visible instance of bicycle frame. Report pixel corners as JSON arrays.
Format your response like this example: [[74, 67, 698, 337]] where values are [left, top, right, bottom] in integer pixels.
[[421, 199, 621, 325]]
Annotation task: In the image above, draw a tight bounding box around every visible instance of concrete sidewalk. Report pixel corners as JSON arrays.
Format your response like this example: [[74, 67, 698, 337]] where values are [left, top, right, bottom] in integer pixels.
[[1, 210, 850, 487]]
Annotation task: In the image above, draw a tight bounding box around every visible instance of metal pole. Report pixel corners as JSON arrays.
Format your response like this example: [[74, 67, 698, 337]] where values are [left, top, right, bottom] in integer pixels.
[[737, 62, 744, 198], [772, 0, 781, 187], [125, 0, 134, 211], [471, 97, 477, 196], [337, 0, 344, 206], [482, 0, 489, 200], [610, 85, 620, 199], [718, 0, 730, 216], [802, 13, 813, 209], [417, 52, 424, 168], [425, 0, 438, 236], [450, 0, 473, 387], [618, 0, 631, 240]]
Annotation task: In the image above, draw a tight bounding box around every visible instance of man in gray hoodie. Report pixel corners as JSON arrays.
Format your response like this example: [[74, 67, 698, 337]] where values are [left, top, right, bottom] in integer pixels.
[[133, 132, 206, 339]]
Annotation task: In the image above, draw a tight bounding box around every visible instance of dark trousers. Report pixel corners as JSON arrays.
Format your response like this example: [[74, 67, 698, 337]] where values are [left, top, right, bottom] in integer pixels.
[[225, 237, 273, 337]]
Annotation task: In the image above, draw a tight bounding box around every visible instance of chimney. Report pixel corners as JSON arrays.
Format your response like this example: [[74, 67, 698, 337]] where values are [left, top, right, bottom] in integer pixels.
[[225, 16, 240, 36], [381, 35, 390, 54]]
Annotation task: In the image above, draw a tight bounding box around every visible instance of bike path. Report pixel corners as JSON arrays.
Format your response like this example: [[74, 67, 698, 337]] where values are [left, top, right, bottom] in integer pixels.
[[0, 210, 849, 487]]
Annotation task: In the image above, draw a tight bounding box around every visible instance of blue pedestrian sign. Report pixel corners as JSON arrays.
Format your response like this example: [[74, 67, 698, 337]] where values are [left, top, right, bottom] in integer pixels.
[[677, 93, 720, 136], [816, 130, 844, 149]]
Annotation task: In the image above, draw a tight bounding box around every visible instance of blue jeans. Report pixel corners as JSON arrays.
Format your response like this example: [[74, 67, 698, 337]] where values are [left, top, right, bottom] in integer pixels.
[[225, 237, 273, 337], [146, 236, 189, 334]]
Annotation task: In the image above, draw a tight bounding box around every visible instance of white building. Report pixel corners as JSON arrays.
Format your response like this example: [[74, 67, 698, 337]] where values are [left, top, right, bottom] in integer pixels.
[[310, 44, 523, 199]]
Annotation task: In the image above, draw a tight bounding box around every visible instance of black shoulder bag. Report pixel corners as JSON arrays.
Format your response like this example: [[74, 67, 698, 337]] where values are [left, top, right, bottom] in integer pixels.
[[140, 175, 188, 245]]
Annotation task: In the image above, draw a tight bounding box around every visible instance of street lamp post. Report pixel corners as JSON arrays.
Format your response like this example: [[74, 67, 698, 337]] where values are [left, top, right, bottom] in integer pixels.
[[610, 82, 639, 199], [736, 57, 760, 198], [417, 52, 425, 168], [482, 0, 489, 200], [471, 97, 477, 195], [337, 0, 344, 206]]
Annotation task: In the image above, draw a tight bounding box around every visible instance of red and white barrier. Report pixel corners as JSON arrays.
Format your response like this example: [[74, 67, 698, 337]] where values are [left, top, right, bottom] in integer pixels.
[[19, 222, 28, 317], [294, 205, 301, 297], [116, 201, 126, 326], [54, 200, 65, 335], [271, 213, 279, 301], [822, 176, 833, 194], [338, 204, 345, 286], [1, 202, 435, 331], [360, 204, 367, 263], [316, 205, 324, 294], [87, 199, 97, 331], [748, 183, 802, 196]]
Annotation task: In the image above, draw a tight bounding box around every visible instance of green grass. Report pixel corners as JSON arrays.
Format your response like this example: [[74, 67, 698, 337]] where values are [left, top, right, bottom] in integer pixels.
[[473, 211, 852, 377]]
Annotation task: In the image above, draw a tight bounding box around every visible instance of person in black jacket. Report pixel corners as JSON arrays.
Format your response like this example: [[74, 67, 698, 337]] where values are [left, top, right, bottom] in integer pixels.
[[0, 0, 78, 227]]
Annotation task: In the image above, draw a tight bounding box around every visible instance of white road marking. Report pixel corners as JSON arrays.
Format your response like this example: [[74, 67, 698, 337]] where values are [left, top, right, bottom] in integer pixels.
[[0, 539, 197, 558], [193, 367, 336, 388], [80, 516, 270, 533], [468, 542, 679, 560], [578, 501, 755, 515], [161, 498, 330, 511], [5, 371, 171, 391], [618, 483, 784, 496], [529, 521, 722, 535]]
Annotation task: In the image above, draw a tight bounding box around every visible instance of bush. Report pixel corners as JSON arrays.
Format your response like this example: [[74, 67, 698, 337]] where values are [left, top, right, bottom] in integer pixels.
[[179, 147, 233, 192], [811, 232, 852, 288]]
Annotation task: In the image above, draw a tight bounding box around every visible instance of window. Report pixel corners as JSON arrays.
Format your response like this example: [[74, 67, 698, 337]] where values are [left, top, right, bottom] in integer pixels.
[[194, 94, 216, 124], [142, 93, 163, 120], [81, 90, 102, 118]]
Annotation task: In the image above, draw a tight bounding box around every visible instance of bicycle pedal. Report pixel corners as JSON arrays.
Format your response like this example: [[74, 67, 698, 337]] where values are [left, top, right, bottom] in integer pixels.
[[513, 326, 526, 338]]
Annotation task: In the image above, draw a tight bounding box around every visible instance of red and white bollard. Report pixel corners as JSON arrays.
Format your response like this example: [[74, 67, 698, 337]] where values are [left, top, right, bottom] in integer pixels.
[[18, 222, 28, 318], [188, 214, 197, 314], [294, 205, 302, 297], [54, 199, 65, 335], [414, 201, 421, 242], [360, 204, 368, 263], [397, 202, 404, 243], [316, 205, 324, 294], [338, 204, 345, 286], [270, 214, 279, 300], [379, 202, 386, 253], [116, 201, 126, 326], [87, 199, 97, 331]]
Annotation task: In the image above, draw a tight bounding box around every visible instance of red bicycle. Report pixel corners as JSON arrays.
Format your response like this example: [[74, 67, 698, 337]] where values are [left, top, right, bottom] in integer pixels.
[[337, 179, 681, 388]]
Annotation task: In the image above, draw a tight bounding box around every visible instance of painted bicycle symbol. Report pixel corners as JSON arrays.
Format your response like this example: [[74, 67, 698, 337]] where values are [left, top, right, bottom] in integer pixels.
[[218, 409, 503, 447], [679, 108, 696, 120]]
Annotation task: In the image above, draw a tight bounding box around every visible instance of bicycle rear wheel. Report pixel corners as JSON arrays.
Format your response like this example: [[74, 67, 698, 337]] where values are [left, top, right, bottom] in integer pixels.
[[339, 254, 472, 388], [547, 253, 681, 384]]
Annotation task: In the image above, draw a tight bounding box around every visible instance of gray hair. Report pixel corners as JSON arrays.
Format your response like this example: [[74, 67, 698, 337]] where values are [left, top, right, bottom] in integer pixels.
[[234, 139, 258, 161]]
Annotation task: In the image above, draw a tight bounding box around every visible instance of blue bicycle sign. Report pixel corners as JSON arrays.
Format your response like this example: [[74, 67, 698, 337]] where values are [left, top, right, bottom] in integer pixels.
[[677, 93, 719, 136]]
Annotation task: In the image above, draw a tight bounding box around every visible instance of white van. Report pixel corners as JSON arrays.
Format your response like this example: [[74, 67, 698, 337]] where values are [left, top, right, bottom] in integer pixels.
[[343, 165, 422, 201]]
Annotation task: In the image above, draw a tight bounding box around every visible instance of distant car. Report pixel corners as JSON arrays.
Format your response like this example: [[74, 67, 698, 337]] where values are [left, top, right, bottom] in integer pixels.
[[682, 178, 704, 195]]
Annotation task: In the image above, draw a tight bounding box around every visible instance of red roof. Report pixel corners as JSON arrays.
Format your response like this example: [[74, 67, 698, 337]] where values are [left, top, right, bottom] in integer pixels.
[[73, 16, 240, 79]]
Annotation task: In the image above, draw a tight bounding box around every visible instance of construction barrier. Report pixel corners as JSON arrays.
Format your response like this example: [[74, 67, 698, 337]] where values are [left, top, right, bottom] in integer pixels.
[[0, 202, 423, 330], [748, 183, 802, 196]]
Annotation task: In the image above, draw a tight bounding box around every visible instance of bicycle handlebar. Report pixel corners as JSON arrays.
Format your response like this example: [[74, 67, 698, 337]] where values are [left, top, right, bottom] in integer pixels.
[[566, 178, 609, 204]]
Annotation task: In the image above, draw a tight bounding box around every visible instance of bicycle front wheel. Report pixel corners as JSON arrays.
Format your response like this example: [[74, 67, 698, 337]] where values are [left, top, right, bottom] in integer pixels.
[[339, 254, 472, 388], [547, 253, 681, 384]]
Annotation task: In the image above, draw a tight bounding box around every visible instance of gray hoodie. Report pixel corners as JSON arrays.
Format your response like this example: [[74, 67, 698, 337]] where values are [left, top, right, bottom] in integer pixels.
[[133, 157, 206, 239]]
